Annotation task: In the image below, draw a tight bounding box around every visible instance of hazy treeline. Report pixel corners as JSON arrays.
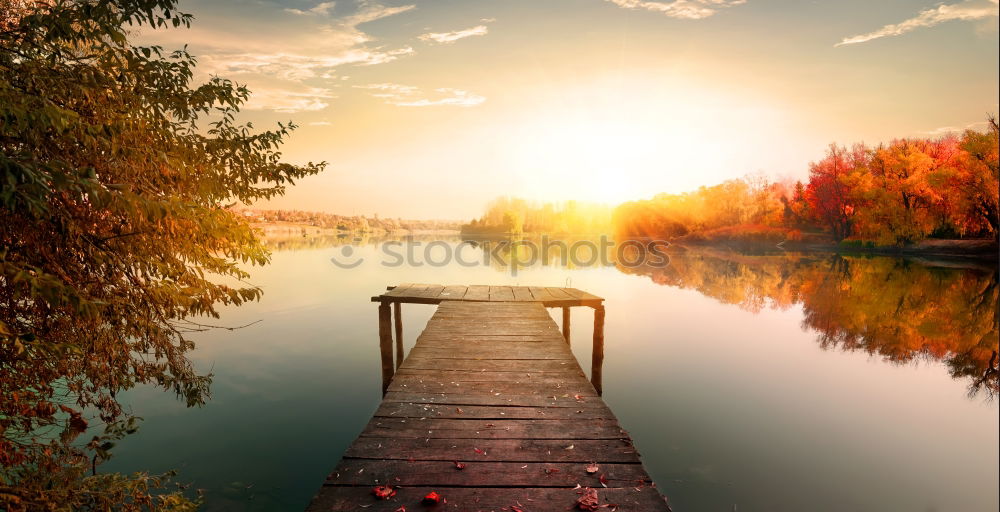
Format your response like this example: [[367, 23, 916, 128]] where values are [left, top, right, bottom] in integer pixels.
[[238, 208, 461, 233], [615, 123, 999, 245], [461, 197, 613, 235]]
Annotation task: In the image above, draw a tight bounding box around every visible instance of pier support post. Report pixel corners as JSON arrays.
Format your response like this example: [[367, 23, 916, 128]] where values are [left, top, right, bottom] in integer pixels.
[[378, 302, 394, 396], [562, 307, 571, 344], [393, 302, 403, 369], [591, 304, 605, 396]]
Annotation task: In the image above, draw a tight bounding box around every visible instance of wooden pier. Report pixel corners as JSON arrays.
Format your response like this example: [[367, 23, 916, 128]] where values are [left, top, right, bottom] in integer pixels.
[[306, 285, 671, 511]]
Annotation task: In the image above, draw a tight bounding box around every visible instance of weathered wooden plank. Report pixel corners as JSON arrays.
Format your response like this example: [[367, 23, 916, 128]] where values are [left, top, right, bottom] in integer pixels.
[[373, 402, 616, 420], [344, 437, 640, 463], [398, 358, 578, 372], [307, 486, 670, 512], [361, 417, 624, 440], [406, 346, 576, 360], [489, 285, 515, 301], [382, 392, 607, 408], [325, 460, 651, 487], [546, 287, 573, 299], [393, 369, 588, 382], [563, 287, 604, 303], [387, 379, 599, 397], [528, 286, 555, 302], [439, 285, 468, 300], [512, 286, 534, 301], [463, 285, 491, 301]]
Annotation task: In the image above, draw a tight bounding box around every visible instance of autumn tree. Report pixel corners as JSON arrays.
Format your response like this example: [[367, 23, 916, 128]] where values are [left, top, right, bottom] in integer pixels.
[[0, 0, 323, 509], [951, 119, 1000, 238], [804, 144, 867, 241]]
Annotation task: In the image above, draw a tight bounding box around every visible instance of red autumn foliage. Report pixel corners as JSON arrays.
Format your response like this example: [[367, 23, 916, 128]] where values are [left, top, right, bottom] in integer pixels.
[[453, 461, 466, 470], [372, 485, 396, 500], [422, 491, 443, 505], [614, 120, 999, 245]]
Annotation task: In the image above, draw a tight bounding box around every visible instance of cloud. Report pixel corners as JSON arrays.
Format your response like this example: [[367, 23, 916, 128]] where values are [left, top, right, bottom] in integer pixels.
[[309, 121, 334, 126], [243, 86, 337, 113], [922, 120, 991, 135], [419, 25, 489, 44], [356, 84, 485, 107], [836, 0, 999, 46], [285, 1, 336, 16], [136, 1, 417, 113], [198, 46, 414, 81], [604, 0, 746, 20]]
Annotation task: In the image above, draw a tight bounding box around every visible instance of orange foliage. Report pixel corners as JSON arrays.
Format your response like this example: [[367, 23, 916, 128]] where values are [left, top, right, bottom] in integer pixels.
[[613, 121, 999, 245]]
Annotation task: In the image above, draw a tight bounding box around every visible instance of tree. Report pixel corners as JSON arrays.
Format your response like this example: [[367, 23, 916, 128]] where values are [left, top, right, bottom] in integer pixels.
[[0, 1, 324, 509], [805, 144, 865, 241], [950, 119, 1000, 238]]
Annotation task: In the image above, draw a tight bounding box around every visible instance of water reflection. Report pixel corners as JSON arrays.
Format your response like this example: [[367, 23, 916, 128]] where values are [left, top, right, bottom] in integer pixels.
[[617, 248, 1000, 400], [266, 233, 999, 400]]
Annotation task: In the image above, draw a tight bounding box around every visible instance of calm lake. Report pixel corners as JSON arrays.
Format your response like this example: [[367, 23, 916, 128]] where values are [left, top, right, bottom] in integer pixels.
[[105, 236, 999, 511]]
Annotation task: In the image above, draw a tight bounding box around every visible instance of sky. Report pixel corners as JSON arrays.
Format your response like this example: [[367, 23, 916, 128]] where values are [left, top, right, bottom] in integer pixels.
[[139, 0, 1000, 219]]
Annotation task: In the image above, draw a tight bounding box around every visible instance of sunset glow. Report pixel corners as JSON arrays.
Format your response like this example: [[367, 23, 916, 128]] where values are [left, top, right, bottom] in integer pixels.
[[131, 0, 998, 219]]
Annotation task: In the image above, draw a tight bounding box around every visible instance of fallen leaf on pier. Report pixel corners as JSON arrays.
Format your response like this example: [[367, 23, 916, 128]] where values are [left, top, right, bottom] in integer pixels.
[[372, 485, 396, 500], [576, 488, 600, 511], [599, 474, 608, 488], [453, 461, 466, 470], [544, 468, 560, 475], [422, 491, 442, 505], [394, 507, 406, 512], [474, 447, 486, 455], [586, 463, 599, 474]]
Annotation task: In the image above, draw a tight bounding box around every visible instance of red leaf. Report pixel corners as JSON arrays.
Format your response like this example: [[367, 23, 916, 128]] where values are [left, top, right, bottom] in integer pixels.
[[585, 463, 599, 474], [599, 474, 608, 488], [474, 447, 486, 455], [544, 468, 560, 475], [576, 488, 600, 511], [422, 491, 442, 505], [372, 485, 396, 500], [453, 461, 466, 470], [394, 507, 406, 512]]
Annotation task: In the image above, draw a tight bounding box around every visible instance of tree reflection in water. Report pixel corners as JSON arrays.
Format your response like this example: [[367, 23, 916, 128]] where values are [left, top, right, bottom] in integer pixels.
[[618, 248, 999, 400]]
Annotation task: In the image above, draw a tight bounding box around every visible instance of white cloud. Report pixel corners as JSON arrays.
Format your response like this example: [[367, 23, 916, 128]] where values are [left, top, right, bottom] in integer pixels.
[[922, 120, 991, 135], [356, 84, 485, 107], [837, 0, 999, 46], [198, 46, 414, 81], [419, 25, 489, 44], [309, 121, 334, 126], [136, 1, 417, 113], [285, 1, 336, 16], [243, 86, 337, 113], [604, 0, 746, 20]]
